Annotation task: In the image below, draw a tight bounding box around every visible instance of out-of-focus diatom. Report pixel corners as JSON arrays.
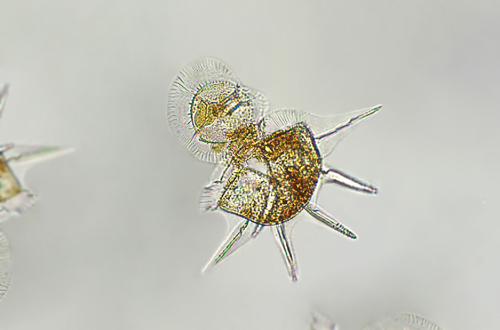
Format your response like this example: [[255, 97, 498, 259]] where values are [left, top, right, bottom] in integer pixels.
[[362, 314, 443, 330], [0, 230, 10, 302], [311, 312, 338, 330], [0, 85, 73, 301], [167, 58, 379, 281], [310, 313, 442, 330]]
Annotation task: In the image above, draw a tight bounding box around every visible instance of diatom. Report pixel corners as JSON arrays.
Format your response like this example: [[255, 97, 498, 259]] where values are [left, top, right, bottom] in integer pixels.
[[167, 58, 380, 281], [0, 85, 72, 301], [311, 312, 442, 330], [0, 230, 10, 302]]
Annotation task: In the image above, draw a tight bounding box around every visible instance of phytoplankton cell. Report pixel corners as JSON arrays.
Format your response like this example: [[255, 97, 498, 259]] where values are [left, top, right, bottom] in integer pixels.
[[167, 58, 380, 281], [0, 85, 72, 301]]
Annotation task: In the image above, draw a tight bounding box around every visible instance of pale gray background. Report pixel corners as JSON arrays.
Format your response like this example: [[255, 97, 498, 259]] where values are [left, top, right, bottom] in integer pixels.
[[0, 1, 499, 329]]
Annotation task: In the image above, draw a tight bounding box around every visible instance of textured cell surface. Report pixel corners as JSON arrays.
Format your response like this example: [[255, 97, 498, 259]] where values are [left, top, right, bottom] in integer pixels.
[[219, 123, 321, 225], [0, 85, 72, 302], [0, 230, 11, 302], [167, 58, 380, 281], [310, 313, 442, 330], [168, 58, 267, 164], [362, 314, 442, 330], [191, 81, 255, 149]]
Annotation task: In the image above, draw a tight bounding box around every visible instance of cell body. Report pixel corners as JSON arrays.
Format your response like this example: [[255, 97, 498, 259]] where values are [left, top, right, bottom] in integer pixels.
[[310, 313, 442, 330], [362, 314, 443, 330], [0, 154, 22, 202], [0, 229, 10, 302], [219, 123, 321, 225], [168, 58, 380, 281], [188, 75, 322, 226]]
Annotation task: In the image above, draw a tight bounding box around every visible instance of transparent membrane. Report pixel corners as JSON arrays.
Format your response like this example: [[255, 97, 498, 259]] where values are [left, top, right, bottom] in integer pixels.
[[272, 221, 298, 281], [362, 314, 442, 330], [167, 58, 268, 164], [203, 214, 263, 272], [0, 229, 11, 302], [261, 105, 380, 158]]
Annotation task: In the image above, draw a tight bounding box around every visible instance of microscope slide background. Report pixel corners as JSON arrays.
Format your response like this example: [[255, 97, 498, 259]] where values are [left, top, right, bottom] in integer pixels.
[[0, 1, 498, 329]]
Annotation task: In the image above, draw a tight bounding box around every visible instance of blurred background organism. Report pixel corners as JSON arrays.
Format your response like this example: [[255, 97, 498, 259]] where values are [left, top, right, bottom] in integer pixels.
[[311, 312, 442, 330], [0, 85, 72, 302]]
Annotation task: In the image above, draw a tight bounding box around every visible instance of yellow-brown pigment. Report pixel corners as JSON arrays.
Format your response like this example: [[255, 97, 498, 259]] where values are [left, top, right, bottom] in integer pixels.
[[219, 123, 321, 225], [0, 154, 22, 202]]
